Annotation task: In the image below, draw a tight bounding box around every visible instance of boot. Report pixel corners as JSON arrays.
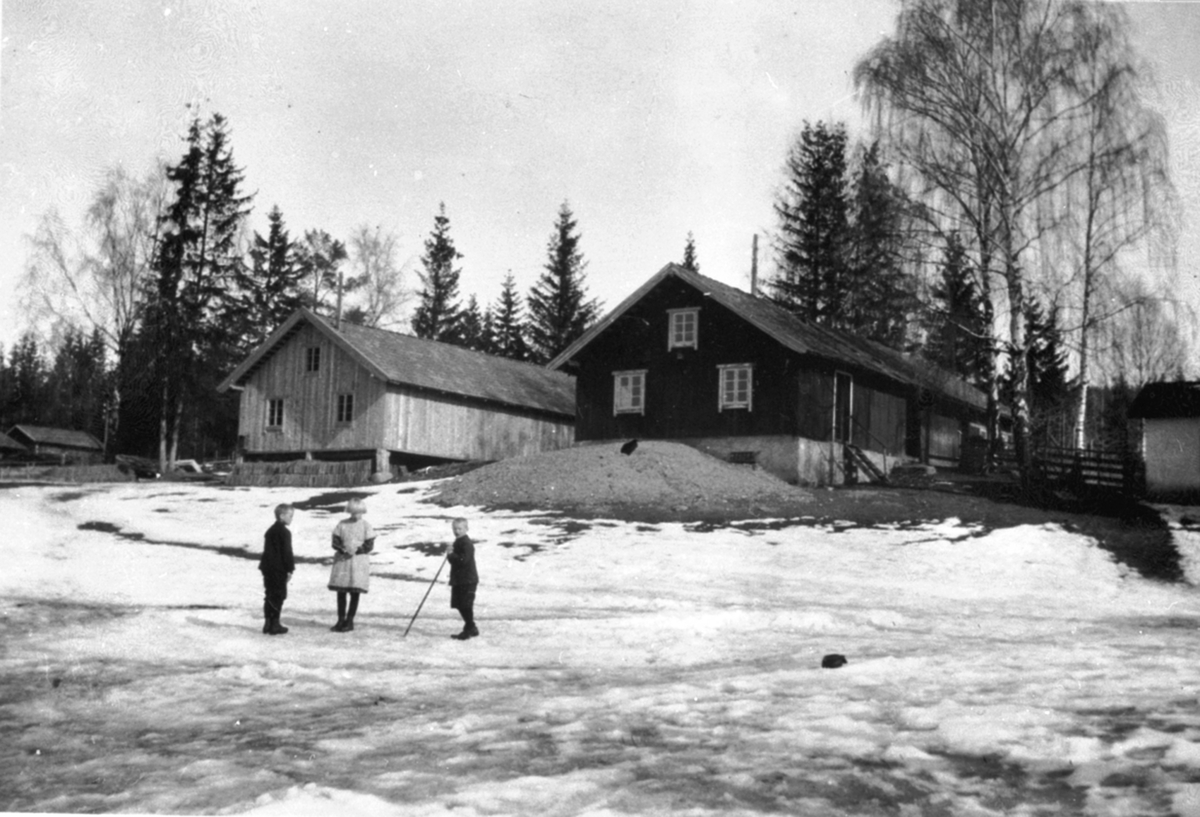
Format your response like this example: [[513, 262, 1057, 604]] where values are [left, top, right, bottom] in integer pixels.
[[341, 617, 354, 632], [270, 616, 289, 635], [332, 592, 348, 631], [263, 603, 272, 634], [331, 618, 346, 632]]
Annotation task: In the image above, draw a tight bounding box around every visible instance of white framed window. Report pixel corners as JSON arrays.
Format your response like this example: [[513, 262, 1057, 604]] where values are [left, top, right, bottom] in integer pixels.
[[305, 346, 321, 373], [718, 364, 753, 411], [267, 399, 284, 428], [613, 370, 647, 415], [336, 393, 355, 424], [667, 308, 698, 350]]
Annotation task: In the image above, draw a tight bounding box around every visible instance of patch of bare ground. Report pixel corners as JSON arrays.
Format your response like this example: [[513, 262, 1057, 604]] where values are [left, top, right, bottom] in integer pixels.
[[427, 440, 1181, 581]]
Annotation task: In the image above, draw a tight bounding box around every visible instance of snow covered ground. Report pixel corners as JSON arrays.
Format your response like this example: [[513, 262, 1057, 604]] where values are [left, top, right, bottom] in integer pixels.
[[5, 479, 1200, 816]]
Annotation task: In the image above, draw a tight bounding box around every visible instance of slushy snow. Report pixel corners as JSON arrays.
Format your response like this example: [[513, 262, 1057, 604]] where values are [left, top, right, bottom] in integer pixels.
[[4, 479, 1200, 815]]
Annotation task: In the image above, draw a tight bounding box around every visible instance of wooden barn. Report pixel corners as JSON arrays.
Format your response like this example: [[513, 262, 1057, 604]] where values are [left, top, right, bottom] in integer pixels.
[[7, 425, 104, 464], [218, 309, 576, 471], [548, 263, 989, 486], [1128, 381, 1200, 497]]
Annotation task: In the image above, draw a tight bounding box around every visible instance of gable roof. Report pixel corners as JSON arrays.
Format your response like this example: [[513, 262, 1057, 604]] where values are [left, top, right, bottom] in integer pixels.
[[218, 309, 575, 418], [8, 425, 103, 450], [549, 263, 986, 411], [0, 431, 28, 452], [1128, 381, 1200, 419]]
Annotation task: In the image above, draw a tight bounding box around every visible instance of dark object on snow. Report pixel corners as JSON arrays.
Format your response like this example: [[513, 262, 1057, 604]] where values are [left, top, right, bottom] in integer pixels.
[[821, 653, 848, 669], [620, 439, 638, 455]]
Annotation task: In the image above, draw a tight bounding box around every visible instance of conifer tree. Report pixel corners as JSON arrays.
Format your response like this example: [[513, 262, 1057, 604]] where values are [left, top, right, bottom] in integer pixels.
[[5, 333, 47, 427], [844, 142, 918, 347], [411, 203, 464, 344], [145, 112, 253, 470], [771, 121, 850, 322], [230, 205, 305, 351], [527, 202, 600, 364], [459, 295, 486, 352], [490, 272, 531, 361], [924, 232, 992, 388], [682, 232, 700, 272]]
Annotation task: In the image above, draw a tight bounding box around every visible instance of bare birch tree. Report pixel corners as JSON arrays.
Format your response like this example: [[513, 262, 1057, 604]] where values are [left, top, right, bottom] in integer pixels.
[[21, 163, 169, 449], [345, 224, 413, 330], [854, 0, 1173, 478]]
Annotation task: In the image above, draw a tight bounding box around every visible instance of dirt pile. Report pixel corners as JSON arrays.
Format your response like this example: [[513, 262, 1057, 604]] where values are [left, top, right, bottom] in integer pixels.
[[429, 440, 811, 520]]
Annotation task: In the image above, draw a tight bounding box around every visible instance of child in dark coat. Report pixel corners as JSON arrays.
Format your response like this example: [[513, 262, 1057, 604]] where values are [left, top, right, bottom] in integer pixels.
[[259, 503, 295, 635], [446, 517, 479, 640]]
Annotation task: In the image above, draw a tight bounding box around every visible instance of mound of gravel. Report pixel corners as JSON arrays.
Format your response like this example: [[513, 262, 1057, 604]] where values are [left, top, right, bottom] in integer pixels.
[[429, 440, 809, 519]]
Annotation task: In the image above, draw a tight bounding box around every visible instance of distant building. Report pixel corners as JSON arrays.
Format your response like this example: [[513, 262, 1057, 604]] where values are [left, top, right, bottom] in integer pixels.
[[1128, 381, 1200, 496], [549, 263, 990, 486], [218, 308, 576, 471], [0, 431, 29, 461], [7, 425, 104, 464]]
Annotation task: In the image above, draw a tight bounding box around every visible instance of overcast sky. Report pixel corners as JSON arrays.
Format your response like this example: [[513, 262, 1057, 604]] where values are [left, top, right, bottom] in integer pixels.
[[2, 1, 1198, 354]]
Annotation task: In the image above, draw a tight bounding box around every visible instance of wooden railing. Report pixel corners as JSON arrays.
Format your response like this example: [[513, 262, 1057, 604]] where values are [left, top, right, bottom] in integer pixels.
[[998, 445, 1144, 495]]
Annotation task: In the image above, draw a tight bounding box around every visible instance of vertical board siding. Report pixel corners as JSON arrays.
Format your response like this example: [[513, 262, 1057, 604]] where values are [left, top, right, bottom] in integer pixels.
[[238, 325, 386, 453], [236, 323, 573, 460], [385, 386, 573, 461]]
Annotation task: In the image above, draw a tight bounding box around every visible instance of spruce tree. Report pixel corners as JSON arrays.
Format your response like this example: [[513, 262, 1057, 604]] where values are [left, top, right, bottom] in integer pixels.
[[145, 112, 253, 469], [682, 232, 700, 272], [490, 272, 531, 361], [230, 205, 306, 350], [6, 332, 47, 427], [925, 233, 992, 389], [411, 203, 464, 344], [845, 141, 917, 347], [771, 121, 850, 322], [527, 202, 600, 364], [459, 295, 486, 352]]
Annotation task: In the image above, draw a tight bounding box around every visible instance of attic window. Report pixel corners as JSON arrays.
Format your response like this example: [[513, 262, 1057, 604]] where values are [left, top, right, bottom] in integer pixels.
[[613, 370, 646, 415], [305, 346, 321, 373], [718, 364, 753, 411], [668, 308, 698, 350]]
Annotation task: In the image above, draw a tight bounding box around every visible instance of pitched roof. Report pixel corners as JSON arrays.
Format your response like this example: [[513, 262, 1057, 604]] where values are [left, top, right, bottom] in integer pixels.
[[218, 309, 575, 418], [1128, 381, 1200, 419], [0, 431, 27, 452], [8, 425, 103, 450], [549, 263, 987, 411]]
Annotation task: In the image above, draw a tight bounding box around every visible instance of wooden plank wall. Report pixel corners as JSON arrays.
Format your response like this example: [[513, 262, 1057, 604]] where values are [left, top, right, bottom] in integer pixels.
[[238, 323, 387, 453], [385, 387, 574, 461], [237, 323, 573, 460]]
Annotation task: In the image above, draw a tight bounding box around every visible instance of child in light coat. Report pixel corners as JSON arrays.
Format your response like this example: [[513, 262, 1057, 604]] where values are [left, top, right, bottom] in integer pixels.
[[328, 498, 375, 632]]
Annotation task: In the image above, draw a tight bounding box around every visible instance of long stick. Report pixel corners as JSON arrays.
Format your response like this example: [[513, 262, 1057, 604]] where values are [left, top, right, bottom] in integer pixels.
[[403, 553, 448, 638]]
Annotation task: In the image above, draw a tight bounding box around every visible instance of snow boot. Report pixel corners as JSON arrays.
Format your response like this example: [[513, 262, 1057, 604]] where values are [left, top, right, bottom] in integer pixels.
[[263, 603, 272, 634], [331, 618, 347, 632], [341, 617, 355, 632], [269, 617, 289, 635]]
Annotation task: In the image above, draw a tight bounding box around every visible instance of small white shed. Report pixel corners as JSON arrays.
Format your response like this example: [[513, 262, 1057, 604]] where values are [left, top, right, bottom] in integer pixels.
[[1128, 381, 1200, 496]]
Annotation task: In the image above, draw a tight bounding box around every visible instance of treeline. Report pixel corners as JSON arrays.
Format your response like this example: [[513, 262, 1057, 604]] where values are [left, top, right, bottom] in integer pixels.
[[9, 113, 607, 468]]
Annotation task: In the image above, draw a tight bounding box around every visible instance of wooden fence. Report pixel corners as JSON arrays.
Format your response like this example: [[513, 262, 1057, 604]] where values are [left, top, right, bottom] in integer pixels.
[[225, 459, 374, 487], [999, 445, 1144, 495]]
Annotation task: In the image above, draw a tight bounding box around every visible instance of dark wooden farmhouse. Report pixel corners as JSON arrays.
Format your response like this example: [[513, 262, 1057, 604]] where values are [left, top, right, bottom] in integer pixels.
[[548, 263, 989, 486], [1128, 381, 1200, 497], [7, 424, 104, 464], [218, 309, 576, 470]]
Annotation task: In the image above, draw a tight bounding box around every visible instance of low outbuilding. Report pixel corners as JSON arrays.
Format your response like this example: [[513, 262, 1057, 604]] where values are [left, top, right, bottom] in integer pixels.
[[1128, 381, 1200, 497], [6, 425, 104, 464]]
